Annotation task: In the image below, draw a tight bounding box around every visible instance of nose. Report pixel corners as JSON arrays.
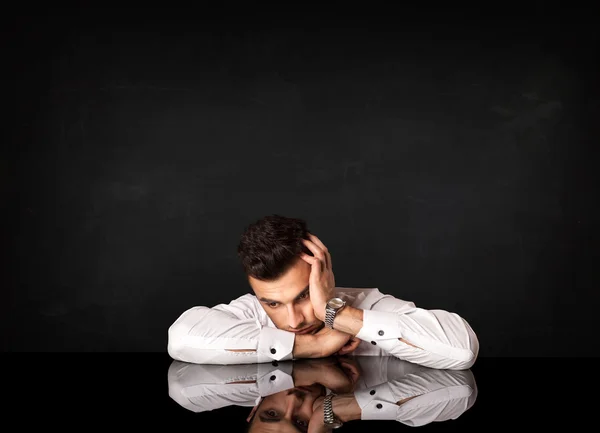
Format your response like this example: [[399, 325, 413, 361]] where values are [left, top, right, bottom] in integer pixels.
[[287, 305, 305, 329], [284, 393, 302, 420]]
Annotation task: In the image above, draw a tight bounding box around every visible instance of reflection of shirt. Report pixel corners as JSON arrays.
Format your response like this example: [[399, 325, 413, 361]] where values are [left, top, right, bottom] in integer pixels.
[[168, 287, 478, 370], [167, 356, 478, 426]]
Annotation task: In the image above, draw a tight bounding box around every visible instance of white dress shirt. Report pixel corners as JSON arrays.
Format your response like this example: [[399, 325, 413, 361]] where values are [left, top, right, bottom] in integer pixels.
[[167, 356, 478, 426], [168, 287, 479, 370]]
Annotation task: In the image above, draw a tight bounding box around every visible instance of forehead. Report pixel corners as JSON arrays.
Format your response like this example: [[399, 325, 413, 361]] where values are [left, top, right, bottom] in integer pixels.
[[249, 258, 310, 302]]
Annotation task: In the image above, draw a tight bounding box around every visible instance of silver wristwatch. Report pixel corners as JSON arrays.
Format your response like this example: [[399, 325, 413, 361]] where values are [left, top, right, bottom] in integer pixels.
[[323, 394, 343, 428], [325, 297, 346, 329]]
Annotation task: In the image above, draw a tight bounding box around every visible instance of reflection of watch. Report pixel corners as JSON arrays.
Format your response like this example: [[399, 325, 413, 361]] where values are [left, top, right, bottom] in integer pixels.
[[325, 297, 346, 329], [323, 394, 343, 428]]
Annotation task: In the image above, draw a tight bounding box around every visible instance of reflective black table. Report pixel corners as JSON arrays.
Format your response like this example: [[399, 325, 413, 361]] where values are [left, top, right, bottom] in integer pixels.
[[3, 354, 594, 430]]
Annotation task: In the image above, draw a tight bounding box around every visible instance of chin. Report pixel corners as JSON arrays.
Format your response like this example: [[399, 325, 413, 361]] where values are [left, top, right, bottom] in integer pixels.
[[310, 323, 325, 334]]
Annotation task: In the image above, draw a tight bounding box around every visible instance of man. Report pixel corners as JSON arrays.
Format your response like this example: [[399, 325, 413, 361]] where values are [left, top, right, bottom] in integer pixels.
[[168, 214, 479, 370], [167, 355, 478, 431]]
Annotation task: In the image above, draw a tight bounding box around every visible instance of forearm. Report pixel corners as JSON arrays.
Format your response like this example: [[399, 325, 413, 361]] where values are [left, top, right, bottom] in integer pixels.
[[168, 306, 295, 364], [291, 334, 319, 358], [333, 395, 363, 423], [330, 305, 364, 336], [355, 307, 479, 370]]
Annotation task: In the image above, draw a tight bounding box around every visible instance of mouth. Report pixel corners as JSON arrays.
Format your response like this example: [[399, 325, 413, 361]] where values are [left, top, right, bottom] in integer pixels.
[[293, 386, 314, 393], [291, 325, 319, 334]]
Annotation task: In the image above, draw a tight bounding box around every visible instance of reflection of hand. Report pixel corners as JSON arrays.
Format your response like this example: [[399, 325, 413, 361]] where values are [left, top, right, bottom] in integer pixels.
[[308, 394, 362, 433], [337, 356, 362, 390], [292, 356, 360, 394]]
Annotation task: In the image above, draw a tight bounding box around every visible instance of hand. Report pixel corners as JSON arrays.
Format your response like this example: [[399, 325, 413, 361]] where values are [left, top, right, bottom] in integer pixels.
[[292, 356, 360, 394], [299, 232, 336, 321], [313, 326, 359, 358], [336, 337, 361, 356]]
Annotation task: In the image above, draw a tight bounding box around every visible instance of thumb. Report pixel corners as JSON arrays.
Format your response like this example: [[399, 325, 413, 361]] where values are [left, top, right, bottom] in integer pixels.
[[338, 337, 360, 355]]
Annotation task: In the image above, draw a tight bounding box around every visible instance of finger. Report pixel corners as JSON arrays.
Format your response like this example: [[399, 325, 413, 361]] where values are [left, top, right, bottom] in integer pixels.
[[300, 251, 323, 281], [300, 249, 325, 273], [299, 252, 324, 274], [344, 338, 360, 353], [340, 346, 355, 355], [299, 251, 315, 264], [302, 238, 327, 267], [307, 233, 332, 269], [338, 339, 357, 355]]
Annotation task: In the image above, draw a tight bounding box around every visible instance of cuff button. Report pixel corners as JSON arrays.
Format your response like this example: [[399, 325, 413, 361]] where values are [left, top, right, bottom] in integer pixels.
[[376, 403, 383, 409], [270, 348, 276, 354], [378, 330, 384, 336]]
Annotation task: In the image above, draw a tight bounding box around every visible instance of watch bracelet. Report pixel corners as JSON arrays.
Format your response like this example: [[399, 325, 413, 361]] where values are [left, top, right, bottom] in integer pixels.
[[325, 308, 336, 328], [323, 394, 335, 423]]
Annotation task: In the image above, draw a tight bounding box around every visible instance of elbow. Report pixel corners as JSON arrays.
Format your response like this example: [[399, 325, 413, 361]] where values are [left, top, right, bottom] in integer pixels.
[[468, 336, 480, 369], [446, 346, 477, 370], [167, 324, 183, 361], [167, 320, 192, 362], [166, 306, 207, 362], [458, 323, 480, 370], [459, 347, 478, 370], [444, 318, 479, 370]]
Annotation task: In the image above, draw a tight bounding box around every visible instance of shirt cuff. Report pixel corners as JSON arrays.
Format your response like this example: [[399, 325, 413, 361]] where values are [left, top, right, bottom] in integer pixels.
[[354, 383, 399, 420], [257, 326, 295, 361], [355, 309, 402, 343], [256, 362, 294, 397]]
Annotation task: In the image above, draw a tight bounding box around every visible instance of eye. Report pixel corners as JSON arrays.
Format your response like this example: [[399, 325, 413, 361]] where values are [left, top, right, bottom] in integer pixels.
[[298, 292, 309, 300], [268, 302, 279, 308], [267, 410, 278, 417], [295, 418, 308, 430]]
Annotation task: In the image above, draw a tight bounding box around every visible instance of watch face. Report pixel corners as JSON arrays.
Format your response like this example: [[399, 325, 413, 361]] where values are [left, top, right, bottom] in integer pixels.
[[328, 298, 345, 309], [326, 420, 344, 429]]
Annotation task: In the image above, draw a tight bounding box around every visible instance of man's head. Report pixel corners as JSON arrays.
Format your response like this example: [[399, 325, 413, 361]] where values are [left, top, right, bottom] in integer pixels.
[[246, 384, 324, 433], [237, 214, 322, 333]]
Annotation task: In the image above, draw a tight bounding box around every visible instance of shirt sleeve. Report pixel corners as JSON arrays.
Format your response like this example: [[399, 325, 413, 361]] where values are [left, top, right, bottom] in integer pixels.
[[167, 360, 295, 413], [354, 368, 477, 425], [354, 293, 479, 370], [167, 297, 295, 364]]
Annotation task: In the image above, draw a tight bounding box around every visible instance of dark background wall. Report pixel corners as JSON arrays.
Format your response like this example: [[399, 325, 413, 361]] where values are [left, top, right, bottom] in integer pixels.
[[3, 6, 599, 356]]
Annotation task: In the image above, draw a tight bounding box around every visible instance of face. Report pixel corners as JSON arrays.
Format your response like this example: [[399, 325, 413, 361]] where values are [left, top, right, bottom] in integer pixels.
[[248, 384, 324, 433], [248, 257, 322, 334]]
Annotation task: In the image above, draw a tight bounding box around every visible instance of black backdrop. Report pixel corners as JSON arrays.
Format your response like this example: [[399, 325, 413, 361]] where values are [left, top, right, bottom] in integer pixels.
[[3, 6, 599, 356]]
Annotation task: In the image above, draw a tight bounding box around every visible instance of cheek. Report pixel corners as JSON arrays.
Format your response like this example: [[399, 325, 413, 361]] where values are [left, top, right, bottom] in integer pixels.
[[301, 394, 320, 418], [302, 302, 317, 320], [265, 309, 286, 328]]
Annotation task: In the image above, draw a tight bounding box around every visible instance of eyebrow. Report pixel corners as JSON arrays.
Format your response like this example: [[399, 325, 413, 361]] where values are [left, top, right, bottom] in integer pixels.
[[259, 285, 309, 304]]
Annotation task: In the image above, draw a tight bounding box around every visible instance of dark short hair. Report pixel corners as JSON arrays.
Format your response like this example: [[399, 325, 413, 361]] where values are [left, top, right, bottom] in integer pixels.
[[237, 214, 313, 281]]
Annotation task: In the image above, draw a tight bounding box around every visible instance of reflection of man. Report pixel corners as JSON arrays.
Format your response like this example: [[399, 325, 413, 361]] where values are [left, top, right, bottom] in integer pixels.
[[167, 355, 478, 431], [168, 215, 479, 370]]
